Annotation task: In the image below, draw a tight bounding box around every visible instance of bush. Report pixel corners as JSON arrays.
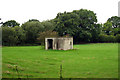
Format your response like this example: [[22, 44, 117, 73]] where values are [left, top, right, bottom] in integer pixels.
[[37, 30, 58, 45], [116, 34, 120, 42], [99, 34, 107, 42], [99, 34, 116, 43], [107, 35, 116, 42]]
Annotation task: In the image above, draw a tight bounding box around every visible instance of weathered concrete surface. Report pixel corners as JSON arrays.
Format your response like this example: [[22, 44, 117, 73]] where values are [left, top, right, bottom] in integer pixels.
[[45, 37, 73, 50]]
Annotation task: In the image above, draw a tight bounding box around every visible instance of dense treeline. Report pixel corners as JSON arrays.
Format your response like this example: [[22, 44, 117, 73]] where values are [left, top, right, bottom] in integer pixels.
[[1, 9, 120, 46]]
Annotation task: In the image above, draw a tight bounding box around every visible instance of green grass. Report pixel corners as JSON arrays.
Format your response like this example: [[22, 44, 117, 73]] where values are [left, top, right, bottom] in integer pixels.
[[2, 43, 118, 78]]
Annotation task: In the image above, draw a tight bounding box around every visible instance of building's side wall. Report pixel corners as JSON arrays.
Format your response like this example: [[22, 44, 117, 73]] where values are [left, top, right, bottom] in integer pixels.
[[57, 37, 73, 50], [63, 38, 73, 50], [69, 38, 73, 49], [57, 38, 65, 50]]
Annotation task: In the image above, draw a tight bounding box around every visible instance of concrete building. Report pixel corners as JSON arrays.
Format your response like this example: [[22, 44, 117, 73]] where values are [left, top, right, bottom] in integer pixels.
[[45, 37, 73, 50]]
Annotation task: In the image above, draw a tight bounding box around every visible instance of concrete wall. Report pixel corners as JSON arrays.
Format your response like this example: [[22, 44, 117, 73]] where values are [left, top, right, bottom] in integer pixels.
[[45, 37, 73, 50], [60, 37, 73, 50], [62, 38, 73, 50]]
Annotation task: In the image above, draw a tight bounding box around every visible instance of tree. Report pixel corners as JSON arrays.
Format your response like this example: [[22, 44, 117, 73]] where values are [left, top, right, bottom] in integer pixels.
[[103, 21, 113, 35], [2, 27, 18, 46], [90, 24, 102, 42], [13, 26, 26, 45], [21, 21, 44, 44], [41, 20, 56, 31], [54, 12, 80, 36], [73, 9, 97, 29], [54, 9, 99, 43], [108, 16, 120, 28], [2, 26, 26, 46], [116, 34, 120, 42], [2, 20, 20, 27], [37, 30, 58, 45], [28, 19, 40, 22], [107, 16, 120, 35]]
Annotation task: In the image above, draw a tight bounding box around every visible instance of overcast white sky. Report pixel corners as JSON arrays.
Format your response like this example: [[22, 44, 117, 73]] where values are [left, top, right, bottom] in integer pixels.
[[0, 0, 119, 25]]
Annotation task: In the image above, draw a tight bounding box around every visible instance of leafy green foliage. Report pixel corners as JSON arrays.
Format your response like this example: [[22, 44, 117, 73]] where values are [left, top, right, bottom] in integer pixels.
[[37, 31, 58, 45], [54, 9, 101, 43], [1, 10, 120, 46], [99, 34, 116, 42], [99, 16, 120, 43], [103, 21, 113, 35], [2, 27, 17, 46], [13, 26, 26, 45], [2, 26, 25, 46], [21, 21, 44, 44], [28, 19, 40, 22], [115, 34, 120, 42], [108, 16, 120, 28], [107, 16, 120, 36], [41, 20, 56, 31], [2, 20, 20, 27]]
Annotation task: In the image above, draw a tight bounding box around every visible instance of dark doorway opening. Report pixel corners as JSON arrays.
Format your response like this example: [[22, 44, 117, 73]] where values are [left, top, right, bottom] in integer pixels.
[[48, 39, 53, 49]]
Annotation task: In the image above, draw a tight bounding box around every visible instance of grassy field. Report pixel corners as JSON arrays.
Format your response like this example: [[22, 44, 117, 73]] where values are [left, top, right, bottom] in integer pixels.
[[2, 43, 118, 78]]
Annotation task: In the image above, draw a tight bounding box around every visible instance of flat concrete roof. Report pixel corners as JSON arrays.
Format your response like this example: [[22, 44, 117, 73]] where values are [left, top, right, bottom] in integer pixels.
[[45, 37, 73, 38]]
